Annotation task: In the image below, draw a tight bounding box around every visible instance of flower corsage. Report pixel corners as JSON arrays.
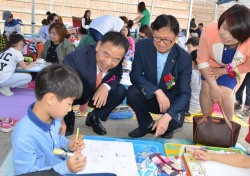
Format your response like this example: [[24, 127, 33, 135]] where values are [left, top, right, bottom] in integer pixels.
[[106, 75, 116, 83], [163, 73, 175, 90], [226, 63, 240, 82]]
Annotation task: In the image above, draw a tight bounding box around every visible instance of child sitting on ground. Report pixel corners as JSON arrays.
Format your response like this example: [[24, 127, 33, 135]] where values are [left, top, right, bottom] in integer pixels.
[[0, 33, 35, 96], [12, 64, 86, 175], [185, 37, 201, 115]]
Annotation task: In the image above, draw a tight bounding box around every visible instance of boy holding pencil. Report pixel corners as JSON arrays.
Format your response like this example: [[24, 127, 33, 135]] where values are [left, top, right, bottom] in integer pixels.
[[12, 64, 86, 175]]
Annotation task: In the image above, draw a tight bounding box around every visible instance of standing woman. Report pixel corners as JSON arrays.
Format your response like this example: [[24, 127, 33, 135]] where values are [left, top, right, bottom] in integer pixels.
[[133, 2, 150, 27], [40, 22, 75, 64], [38, 11, 59, 41], [80, 10, 91, 35], [198, 4, 250, 120]]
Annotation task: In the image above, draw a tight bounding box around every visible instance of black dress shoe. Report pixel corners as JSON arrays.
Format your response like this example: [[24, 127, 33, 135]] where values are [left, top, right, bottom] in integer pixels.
[[85, 112, 107, 135], [185, 111, 191, 116], [161, 131, 174, 139], [128, 122, 155, 138]]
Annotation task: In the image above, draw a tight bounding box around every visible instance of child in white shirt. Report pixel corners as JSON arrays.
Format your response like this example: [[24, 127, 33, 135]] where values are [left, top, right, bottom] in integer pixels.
[[189, 50, 201, 114], [185, 37, 201, 114], [0, 33, 35, 96]]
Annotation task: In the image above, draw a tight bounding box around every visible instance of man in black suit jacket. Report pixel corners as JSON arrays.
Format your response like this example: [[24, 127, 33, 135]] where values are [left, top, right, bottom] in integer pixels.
[[127, 15, 192, 139], [63, 32, 129, 135]]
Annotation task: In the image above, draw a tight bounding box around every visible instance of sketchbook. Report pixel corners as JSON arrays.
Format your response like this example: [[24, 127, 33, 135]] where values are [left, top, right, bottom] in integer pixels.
[[77, 139, 138, 176]]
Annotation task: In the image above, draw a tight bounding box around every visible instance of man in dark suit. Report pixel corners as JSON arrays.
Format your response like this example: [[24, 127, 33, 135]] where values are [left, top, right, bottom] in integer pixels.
[[127, 15, 192, 139], [63, 32, 129, 135]]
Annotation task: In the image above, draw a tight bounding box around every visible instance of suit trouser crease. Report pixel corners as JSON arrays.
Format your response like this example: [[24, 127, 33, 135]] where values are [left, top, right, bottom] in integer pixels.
[[64, 84, 126, 128], [127, 85, 179, 132]]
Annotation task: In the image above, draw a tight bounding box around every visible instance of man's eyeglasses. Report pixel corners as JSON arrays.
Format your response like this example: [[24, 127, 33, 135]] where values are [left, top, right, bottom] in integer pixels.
[[153, 36, 174, 44]]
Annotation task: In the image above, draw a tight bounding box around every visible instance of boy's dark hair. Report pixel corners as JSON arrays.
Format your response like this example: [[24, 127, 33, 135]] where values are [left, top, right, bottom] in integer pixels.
[[218, 4, 250, 43], [5, 33, 25, 51], [198, 23, 203, 27], [127, 20, 134, 29], [185, 36, 199, 46], [100, 31, 129, 53], [191, 50, 198, 65], [153, 15, 179, 36], [41, 19, 48, 26], [35, 64, 83, 101]]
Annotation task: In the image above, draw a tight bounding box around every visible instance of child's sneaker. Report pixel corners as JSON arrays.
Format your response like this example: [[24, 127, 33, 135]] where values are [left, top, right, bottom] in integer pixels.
[[8, 117, 20, 128], [0, 87, 14, 96], [234, 102, 242, 112], [236, 109, 250, 119], [0, 117, 12, 132], [0, 116, 5, 126]]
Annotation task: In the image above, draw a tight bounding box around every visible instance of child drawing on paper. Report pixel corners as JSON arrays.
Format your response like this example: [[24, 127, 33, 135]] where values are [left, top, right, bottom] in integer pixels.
[[193, 149, 250, 168]]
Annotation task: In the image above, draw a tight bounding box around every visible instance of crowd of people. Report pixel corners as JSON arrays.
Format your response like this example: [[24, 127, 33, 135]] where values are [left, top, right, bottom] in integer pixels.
[[1, 1, 250, 175]]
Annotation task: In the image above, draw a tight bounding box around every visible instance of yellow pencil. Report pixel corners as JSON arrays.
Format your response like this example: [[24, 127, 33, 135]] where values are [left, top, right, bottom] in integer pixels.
[[75, 127, 79, 147]]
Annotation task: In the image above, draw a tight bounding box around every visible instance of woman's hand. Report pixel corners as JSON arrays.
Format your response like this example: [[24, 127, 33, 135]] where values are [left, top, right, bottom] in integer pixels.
[[206, 67, 227, 79], [210, 85, 223, 104]]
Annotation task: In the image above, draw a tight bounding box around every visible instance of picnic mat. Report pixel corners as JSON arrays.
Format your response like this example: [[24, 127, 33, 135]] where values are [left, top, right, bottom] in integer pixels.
[[184, 113, 248, 127], [73, 105, 248, 127], [0, 88, 35, 119]]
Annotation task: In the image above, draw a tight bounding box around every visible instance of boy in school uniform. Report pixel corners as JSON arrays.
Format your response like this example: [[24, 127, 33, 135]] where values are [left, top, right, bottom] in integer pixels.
[[12, 64, 86, 175]]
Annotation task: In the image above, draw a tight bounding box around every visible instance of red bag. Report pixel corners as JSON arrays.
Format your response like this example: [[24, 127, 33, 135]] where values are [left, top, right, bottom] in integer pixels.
[[245, 117, 250, 144]]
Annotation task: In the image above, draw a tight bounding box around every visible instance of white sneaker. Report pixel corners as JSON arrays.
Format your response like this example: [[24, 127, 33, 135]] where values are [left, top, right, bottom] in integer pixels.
[[246, 148, 250, 155], [0, 87, 14, 96]]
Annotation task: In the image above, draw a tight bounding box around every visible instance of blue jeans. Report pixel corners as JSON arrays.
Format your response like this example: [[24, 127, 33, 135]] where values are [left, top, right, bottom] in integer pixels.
[[89, 28, 103, 42], [236, 72, 250, 107]]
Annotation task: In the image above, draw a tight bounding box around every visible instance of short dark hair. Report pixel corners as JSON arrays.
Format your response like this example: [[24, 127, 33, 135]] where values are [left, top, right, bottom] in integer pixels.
[[198, 23, 203, 27], [49, 22, 67, 43], [139, 25, 153, 38], [152, 15, 179, 36], [119, 16, 128, 24], [185, 36, 199, 46], [127, 20, 134, 29], [138, 2, 146, 13], [191, 50, 198, 65], [100, 31, 129, 53], [35, 64, 83, 101], [218, 4, 250, 43], [41, 19, 48, 26]]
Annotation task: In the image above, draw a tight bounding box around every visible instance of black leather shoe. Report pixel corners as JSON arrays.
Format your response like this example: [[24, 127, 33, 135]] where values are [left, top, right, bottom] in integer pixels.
[[185, 111, 191, 116], [85, 112, 107, 135], [128, 122, 155, 138], [161, 131, 174, 139]]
